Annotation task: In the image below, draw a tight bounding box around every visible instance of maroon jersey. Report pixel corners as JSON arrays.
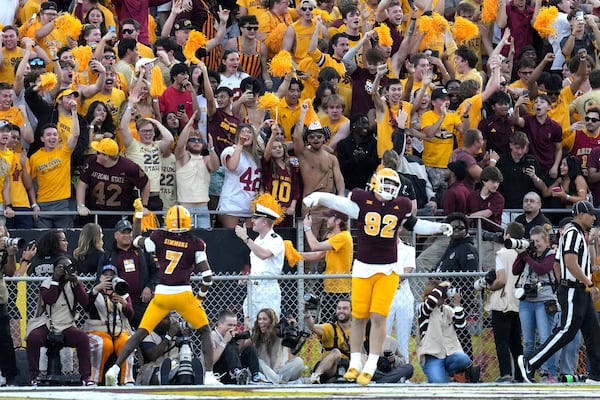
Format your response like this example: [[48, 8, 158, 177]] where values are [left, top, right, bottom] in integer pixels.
[[150, 230, 206, 286], [351, 188, 412, 264], [569, 129, 600, 174], [260, 157, 301, 210], [79, 155, 149, 211]]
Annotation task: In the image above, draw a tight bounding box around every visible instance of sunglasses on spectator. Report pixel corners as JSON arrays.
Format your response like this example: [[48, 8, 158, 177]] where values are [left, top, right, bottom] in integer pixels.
[[122, 28, 135, 35], [188, 137, 203, 142], [243, 25, 259, 30], [301, 6, 314, 11], [586, 116, 600, 123], [450, 225, 467, 231], [29, 59, 45, 67], [103, 55, 116, 60]]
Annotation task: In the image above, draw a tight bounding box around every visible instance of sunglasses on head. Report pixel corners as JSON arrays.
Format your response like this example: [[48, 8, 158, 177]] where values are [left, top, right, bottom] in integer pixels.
[[188, 137, 203, 142], [586, 116, 600, 123], [30, 59, 44, 67], [301, 6, 314, 11], [244, 25, 259, 31], [122, 28, 134, 35]]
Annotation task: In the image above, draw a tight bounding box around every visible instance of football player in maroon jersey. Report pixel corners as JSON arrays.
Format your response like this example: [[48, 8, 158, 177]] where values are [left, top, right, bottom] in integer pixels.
[[105, 205, 222, 386], [303, 168, 453, 385]]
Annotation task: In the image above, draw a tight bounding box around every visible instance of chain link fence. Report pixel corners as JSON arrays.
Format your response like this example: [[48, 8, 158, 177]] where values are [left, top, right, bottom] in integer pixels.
[[5, 270, 589, 383]]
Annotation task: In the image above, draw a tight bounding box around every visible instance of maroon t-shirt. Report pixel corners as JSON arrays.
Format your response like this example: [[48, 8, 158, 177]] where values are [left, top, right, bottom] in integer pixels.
[[350, 67, 389, 116], [208, 109, 240, 157], [466, 190, 505, 231], [260, 157, 301, 210], [351, 188, 412, 264], [150, 230, 206, 286], [444, 181, 470, 215], [586, 146, 600, 206], [449, 148, 477, 191], [523, 115, 562, 174], [79, 155, 149, 212]]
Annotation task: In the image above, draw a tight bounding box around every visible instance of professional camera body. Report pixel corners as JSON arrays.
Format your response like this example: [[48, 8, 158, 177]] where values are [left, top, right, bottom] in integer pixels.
[[474, 270, 497, 291], [515, 281, 542, 300], [303, 293, 320, 310], [377, 350, 395, 372], [504, 238, 531, 250], [276, 313, 310, 355], [232, 331, 250, 340], [64, 264, 76, 275], [446, 287, 459, 298]]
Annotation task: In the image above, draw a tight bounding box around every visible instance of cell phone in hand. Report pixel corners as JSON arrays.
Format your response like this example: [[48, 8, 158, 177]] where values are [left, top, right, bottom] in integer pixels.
[[245, 84, 253, 93], [178, 104, 185, 113], [108, 25, 116, 33], [430, 50, 439, 58]]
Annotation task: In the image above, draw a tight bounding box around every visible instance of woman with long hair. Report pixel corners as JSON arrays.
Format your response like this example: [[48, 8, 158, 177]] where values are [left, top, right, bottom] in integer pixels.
[[84, 101, 116, 151], [250, 308, 305, 383], [219, 49, 249, 98], [73, 223, 105, 275], [78, 23, 102, 47], [217, 124, 262, 228], [537, 154, 589, 207], [84, 7, 108, 36], [261, 124, 300, 227]]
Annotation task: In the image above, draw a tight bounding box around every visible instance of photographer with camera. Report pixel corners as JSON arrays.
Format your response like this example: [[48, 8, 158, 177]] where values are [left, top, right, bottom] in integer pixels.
[[25, 256, 93, 385], [84, 264, 134, 385], [251, 308, 305, 384], [0, 226, 19, 386], [305, 298, 351, 384], [211, 310, 262, 385], [512, 225, 558, 382], [361, 320, 413, 383], [416, 279, 477, 383], [481, 222, 524, 383]]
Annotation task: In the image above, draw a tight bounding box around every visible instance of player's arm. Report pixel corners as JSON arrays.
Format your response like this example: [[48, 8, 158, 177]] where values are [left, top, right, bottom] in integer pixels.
[[195, 245, 213, 299], [303, 192, 359, 219], [402, 213, 453, 236]]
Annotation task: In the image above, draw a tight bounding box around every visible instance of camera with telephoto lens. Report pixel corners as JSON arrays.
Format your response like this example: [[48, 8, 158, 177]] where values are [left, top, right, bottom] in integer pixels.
[[515, 281, 542, 300], [482, 231, 504, 243], [304, 293, 320, 310], [111, 277, 129, 296], [474, 270, 497, 291], [232, 331, 250, 340], [2, 237, 25, 249], [377, 350, 394, 372], [504, 238, 531, 250]]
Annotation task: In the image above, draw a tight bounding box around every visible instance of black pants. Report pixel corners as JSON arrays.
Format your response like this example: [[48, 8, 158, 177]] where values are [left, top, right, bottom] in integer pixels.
[[213, 342, 260, 383], [529, 286, 600, 379], [0, 305, 17, 382], [491, 310, 523, 380]]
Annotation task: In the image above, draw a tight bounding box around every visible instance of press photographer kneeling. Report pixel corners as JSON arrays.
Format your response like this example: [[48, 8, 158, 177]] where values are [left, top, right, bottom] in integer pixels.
[[512, 225, 559, 381]]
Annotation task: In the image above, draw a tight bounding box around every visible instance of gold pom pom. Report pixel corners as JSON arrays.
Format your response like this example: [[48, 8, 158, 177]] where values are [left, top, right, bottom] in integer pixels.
[[264, 23, 287, 54], [374, 24, 393, 47], [55, 13, 83, 39], [481, 0, 499, 23], [268, 50, 293, 77], [183, 30, 208, 64], [417, 13, 449, 49], [71, 46, 93, 73], [284, 240, 304, 267], [452, 16, 479, 43], [533, 6, 558, 38], [149, 65, 166, 97], [312, 9, 333, 23], [252, 193, 284, 225], [38, 72, 58, 92], [142, 212, 159, 232], [258, 92, 281, 110]]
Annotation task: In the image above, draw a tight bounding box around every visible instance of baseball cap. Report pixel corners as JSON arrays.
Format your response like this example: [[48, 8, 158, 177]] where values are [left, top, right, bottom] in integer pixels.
[[56, 88, 79, 102], [174, 19, 195, 31], [572, 200, 598, 216], [91, 138, 119, 156], [0, 120, 10, 131], [40, 1, 58, 11], [323, 209, 348, 221], [431, 88, 449, 101], [100, 264, 118, 276], [448, 160, 467, 181], [115, 219, 133, 232]]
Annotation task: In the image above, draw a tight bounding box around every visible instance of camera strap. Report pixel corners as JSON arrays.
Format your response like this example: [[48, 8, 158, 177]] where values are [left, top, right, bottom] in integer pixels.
[[104, 294, 124, 339], [326, 322, 350, 358]]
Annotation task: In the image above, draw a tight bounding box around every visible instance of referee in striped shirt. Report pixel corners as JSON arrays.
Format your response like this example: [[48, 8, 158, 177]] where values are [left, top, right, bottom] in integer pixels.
[[518, 200, 600, 383]]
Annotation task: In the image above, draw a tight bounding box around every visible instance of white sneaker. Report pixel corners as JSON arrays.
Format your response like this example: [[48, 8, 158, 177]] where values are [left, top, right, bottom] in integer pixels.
[[105, 364, 120, 386], [204, 372, 223, 386]]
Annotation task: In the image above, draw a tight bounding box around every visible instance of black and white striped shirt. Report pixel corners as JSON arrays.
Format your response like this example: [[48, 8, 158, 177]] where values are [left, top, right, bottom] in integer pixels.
[[558, 222, 590, 282]]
